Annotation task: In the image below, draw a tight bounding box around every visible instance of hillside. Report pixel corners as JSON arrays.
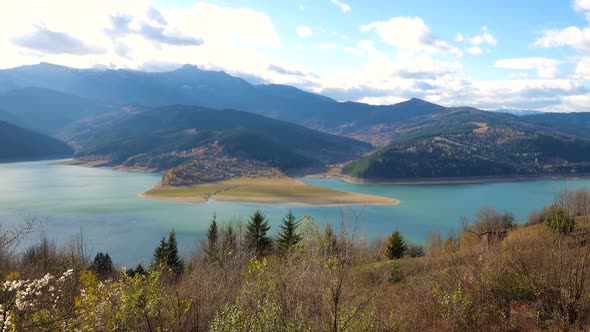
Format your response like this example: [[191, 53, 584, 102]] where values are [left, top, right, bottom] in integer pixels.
[[74, 105, 371, 183], [0, 120, 73, 161], [344, 108, 590, 179]]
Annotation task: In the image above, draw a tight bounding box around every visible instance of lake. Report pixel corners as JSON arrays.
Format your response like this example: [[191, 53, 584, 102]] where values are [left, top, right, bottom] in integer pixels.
[[1, 160, 589, 266]]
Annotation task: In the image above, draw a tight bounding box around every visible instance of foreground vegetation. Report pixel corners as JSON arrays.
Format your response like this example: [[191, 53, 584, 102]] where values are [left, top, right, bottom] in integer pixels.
[[2, 189, 590, 331]]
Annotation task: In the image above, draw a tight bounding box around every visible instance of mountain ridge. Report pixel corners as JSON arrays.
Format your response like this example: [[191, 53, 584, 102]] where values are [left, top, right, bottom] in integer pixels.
[[0, 120, 74, 161]]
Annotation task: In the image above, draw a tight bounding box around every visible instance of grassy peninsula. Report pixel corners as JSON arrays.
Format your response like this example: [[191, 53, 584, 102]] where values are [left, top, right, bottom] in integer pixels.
[[140, 176, 398, 205]]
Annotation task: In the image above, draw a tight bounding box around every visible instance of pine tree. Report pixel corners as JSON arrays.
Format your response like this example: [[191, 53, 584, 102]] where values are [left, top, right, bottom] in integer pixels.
[[90, 252, 114, 279], [245, 210, 272, 257], [205, 213, 219, 261], [166, 229, 184, 275], [277, 210, 302, 255], [383, 230, 407, 260], [153, 237, 168, 266], [127, 264, 147, 277], [153, 229, 184, 275]]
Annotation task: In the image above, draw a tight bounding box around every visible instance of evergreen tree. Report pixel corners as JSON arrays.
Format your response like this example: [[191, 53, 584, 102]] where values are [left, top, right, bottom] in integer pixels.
[[152, 229, 184, 275], [153, 236, 168, 267], [277, 210, 302, 255], [204, 213, 219, 261], [245, 210, 272, 257], [90, 252, 114, 279], [166, 229, 184, 275], [383, 230, 408, 259], [127, 263, 147, 277]]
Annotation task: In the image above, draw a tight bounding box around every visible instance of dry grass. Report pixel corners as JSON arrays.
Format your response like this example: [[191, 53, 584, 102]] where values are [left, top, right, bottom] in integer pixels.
[[141, 176, 399, 206]]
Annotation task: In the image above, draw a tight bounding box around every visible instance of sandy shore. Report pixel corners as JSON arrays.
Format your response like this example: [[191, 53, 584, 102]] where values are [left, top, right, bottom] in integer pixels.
[[50, 159, 112, 167], [140, 177, 399, 206], [51, 159, 159, 173]]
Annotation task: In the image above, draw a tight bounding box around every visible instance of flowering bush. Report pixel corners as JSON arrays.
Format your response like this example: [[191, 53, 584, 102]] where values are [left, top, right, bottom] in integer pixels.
[[1, 269, 75, 331]]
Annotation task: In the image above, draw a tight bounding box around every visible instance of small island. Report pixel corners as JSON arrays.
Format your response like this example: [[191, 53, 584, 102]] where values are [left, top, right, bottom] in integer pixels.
[[140, 176, 399, 206]]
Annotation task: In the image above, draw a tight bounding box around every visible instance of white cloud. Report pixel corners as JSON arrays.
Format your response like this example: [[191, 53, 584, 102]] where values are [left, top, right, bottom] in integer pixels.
[[456, 27, 496, 55], [0, 1, 284, 75], [298, 4, 305, 11], [574, 56, 590, 79], [575, 0, 590, 11], [330, 0, 351, 13], [296, 25, 313, 38], [469, 26, 496, 46], [534, 26, 590, 51], [361, 17, 461, 56], [467, 46, 483, 55], [495, 57, 561, 79]]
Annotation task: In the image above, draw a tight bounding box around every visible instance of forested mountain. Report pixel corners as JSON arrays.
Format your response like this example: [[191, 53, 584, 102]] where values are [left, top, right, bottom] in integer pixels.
[[522, 112, 590, 137], [73, 105, 370, 181], [0, 120, 73, 161], [343, 108, 590, 179]]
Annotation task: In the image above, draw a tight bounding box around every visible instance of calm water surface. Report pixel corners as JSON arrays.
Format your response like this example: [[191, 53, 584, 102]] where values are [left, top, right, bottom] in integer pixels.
[[1, 160, 589, 265]]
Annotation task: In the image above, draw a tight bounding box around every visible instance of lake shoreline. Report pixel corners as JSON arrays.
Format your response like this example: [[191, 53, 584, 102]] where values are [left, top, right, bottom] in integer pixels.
[[0, 154, 75, 164], [305, 172, 590, 186]]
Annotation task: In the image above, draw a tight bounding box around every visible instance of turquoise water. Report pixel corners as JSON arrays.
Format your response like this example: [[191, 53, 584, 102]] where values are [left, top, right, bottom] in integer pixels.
[[1, 160, 590, 266]]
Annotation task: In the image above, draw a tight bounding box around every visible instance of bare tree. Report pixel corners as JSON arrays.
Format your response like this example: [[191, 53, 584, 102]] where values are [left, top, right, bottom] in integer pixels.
[[0, 214, 39, 251]]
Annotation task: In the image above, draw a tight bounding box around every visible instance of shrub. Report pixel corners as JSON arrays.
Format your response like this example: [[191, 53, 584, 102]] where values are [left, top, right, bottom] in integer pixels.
[[544, 208, 575, 235]]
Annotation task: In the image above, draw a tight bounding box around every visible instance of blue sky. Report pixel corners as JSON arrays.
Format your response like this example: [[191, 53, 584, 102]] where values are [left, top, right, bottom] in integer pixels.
[[0, 0, 589, 111]]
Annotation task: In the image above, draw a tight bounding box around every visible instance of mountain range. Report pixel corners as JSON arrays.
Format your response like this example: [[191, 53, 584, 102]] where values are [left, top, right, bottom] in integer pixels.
[[1, 62, 590, 180]]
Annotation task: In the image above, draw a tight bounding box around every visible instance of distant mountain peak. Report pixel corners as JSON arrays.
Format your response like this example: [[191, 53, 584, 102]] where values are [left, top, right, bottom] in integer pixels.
[[178, 64, 201, 71], [393, 97, 447, 111]]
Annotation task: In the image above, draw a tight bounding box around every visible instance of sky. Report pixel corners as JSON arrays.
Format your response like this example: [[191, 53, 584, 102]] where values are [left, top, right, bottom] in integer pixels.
[[0, 0, 589, 112]]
